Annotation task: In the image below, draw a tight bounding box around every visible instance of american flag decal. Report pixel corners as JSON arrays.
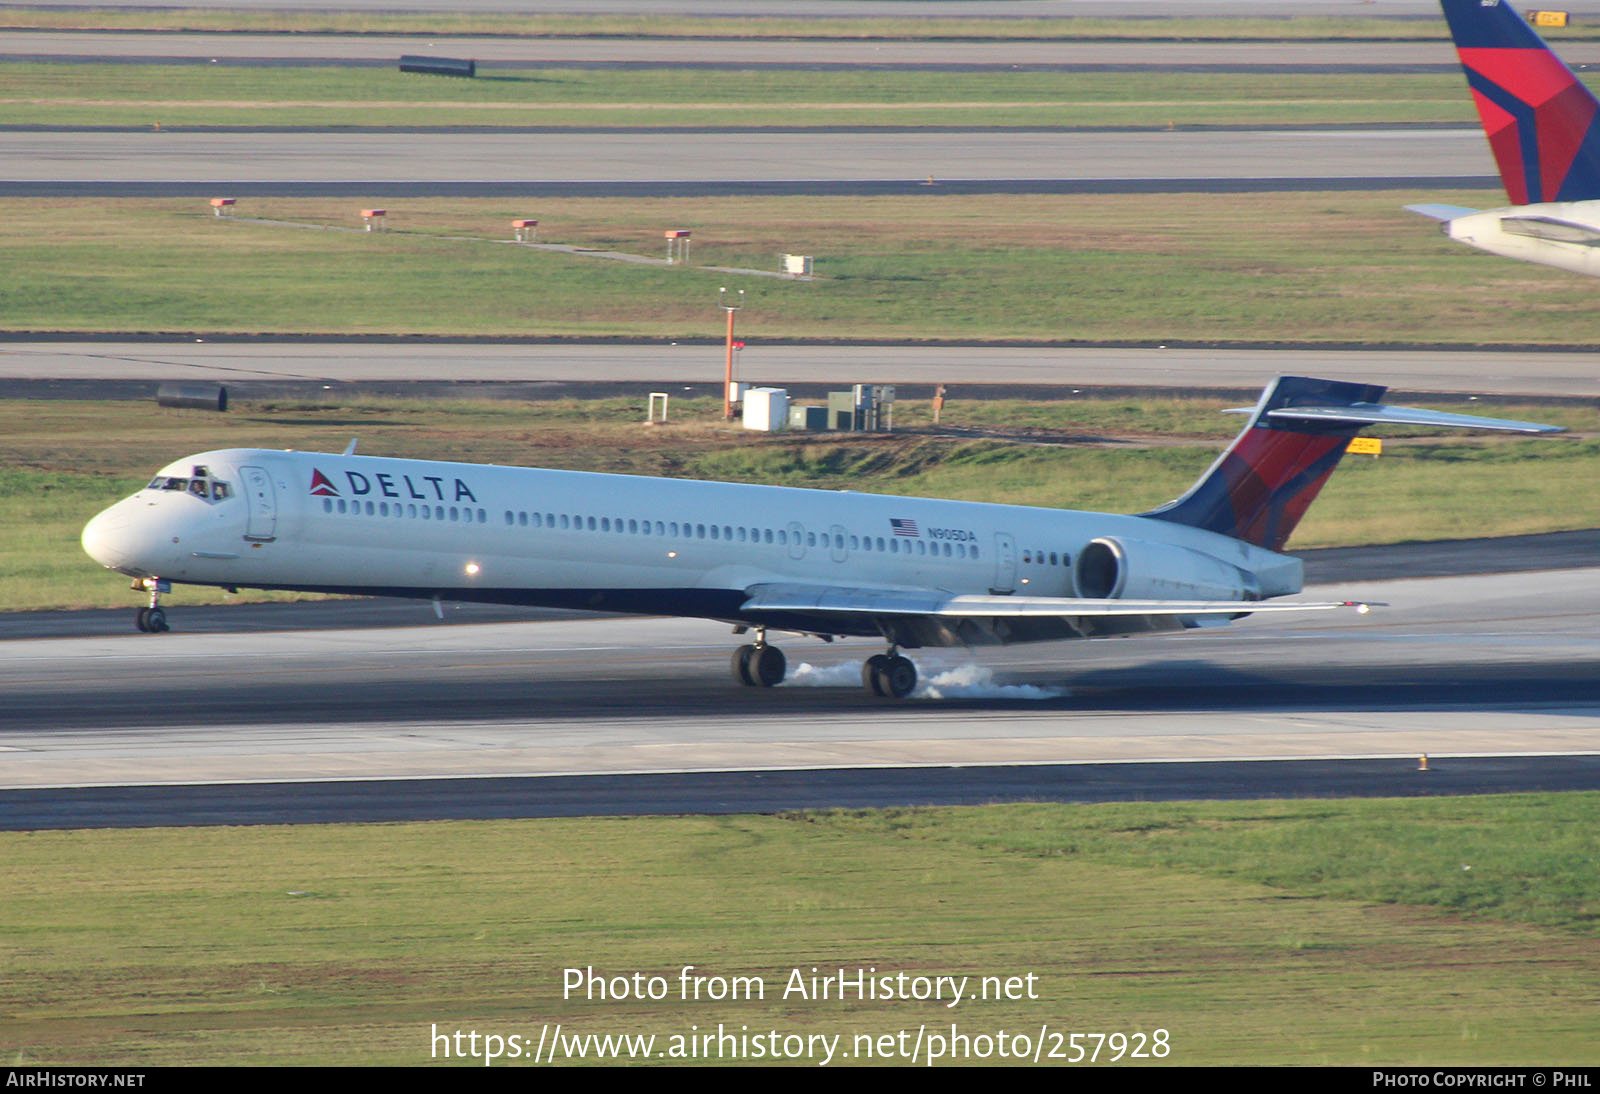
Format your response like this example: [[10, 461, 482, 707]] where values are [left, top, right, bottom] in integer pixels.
[[890, 518, 919, 537]]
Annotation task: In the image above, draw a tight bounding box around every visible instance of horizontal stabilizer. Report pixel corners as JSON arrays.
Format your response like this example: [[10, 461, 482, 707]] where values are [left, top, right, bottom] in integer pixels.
[[1264, 403, 1564, 434], [741, 582, 1368, 620], [1498, 215, 1600, 246], [1405, 203, 1479, 221]]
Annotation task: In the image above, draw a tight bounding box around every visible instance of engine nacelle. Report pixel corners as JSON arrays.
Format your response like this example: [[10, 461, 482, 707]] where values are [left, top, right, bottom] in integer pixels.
[[1072, 536, 1261, 602]]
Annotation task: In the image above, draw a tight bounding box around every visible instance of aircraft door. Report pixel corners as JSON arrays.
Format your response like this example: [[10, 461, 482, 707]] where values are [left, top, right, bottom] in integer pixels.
[[240, 465, 278, 542], [829, 523, 848, 563], [991, 531, 1016, 594], [786, 521, 806, 560]]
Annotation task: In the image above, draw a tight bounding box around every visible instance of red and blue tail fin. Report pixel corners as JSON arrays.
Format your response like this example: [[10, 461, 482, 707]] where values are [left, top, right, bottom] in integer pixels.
[[1441, 0, 1600, 204], [1141, 375, 1562, 552], [1141, 377, 1382, 552]]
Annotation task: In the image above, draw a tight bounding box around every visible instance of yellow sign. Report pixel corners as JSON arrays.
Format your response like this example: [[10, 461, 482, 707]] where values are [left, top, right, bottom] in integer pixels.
[[1347, 437, 1382, 456], [1533, 11, 1571, 28]]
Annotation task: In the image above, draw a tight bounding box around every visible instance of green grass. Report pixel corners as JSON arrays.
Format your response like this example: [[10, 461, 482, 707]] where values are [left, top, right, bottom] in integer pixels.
[[0, 63, 1486, 128], [15, 393, 1597, 611], [10, 193, 1600, 345], [3, 796, 1598, 1065]]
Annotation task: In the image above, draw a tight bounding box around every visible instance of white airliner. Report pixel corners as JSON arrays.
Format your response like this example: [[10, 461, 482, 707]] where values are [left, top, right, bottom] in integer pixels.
[[1407, 0, 1600, 276], [81, 375, 1558, 698]]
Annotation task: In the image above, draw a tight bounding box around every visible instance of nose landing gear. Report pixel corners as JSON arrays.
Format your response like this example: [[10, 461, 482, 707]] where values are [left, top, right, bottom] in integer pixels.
[[132, 578, 170, 633]]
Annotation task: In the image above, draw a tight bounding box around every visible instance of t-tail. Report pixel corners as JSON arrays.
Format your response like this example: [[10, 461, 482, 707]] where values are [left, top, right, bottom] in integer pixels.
[[1142, 375, 1561, 552], [1441, 0, 1600, 204]]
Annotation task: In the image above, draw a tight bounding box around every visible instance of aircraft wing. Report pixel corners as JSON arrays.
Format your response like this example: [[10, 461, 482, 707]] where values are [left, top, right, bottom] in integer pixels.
[[1496, 215, 1600, 246], [740, 582, 1367, 620]]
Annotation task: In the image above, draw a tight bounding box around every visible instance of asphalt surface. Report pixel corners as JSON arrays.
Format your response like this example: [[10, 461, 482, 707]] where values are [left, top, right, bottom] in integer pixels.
[[0, 128, 1500, 193], [9, 342, 1599, 397], [5, 567, 1598, 827], [6, 756, 1597, 831]]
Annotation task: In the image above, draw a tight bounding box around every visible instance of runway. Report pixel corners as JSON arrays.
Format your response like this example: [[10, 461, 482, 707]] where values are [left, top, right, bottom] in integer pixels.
[[3, 568, 1597, 826], [6, 341, 1598, 398], [0, 127, 1497, 193], [4, 31, 1581, 70]]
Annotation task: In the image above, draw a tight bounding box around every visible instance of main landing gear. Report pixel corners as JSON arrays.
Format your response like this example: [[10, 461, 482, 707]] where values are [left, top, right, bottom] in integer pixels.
[[132, 577, 169, 633], [863, 650, 917, 699], [729, 629, 919, 699], [732, 630, 787, 688]]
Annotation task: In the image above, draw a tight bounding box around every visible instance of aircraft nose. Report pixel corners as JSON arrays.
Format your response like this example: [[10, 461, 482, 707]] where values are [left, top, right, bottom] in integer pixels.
[[81, 505, 132, 570]]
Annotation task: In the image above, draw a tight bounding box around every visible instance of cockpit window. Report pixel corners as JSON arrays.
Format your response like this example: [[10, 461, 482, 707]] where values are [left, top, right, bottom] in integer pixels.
[[147, 474, 232, 503]]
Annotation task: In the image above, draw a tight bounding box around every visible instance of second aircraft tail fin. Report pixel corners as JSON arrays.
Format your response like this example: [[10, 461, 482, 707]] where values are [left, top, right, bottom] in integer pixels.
[[1441, 0, 1600, 204]]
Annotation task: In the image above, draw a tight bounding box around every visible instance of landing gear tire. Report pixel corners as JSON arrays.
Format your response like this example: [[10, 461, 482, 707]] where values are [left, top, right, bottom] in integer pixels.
[[133, 577, 170, 634], [862, 653, 891, 695], [867, 654, 917, 699], [732, 645, 757, 685], [752, 645, 786, 687], [732, 643, 786, 688]]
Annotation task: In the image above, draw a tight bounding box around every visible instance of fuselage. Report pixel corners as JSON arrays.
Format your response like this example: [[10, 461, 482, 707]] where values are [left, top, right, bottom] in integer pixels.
[[81, 447, 1302, 644], [1442, 200, 1600, 278]]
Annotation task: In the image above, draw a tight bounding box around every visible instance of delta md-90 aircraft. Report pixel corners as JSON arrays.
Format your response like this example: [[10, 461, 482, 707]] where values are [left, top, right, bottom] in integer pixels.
[[81, 376, 1559, 699]]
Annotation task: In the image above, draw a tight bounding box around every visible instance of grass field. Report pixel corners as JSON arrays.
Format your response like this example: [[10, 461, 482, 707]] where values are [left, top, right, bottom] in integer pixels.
[[8, 194, 1600, 344], [0, 63, 1489, 128], [16, 392, 1597, 612], [4, 796, 1598, 1065]]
